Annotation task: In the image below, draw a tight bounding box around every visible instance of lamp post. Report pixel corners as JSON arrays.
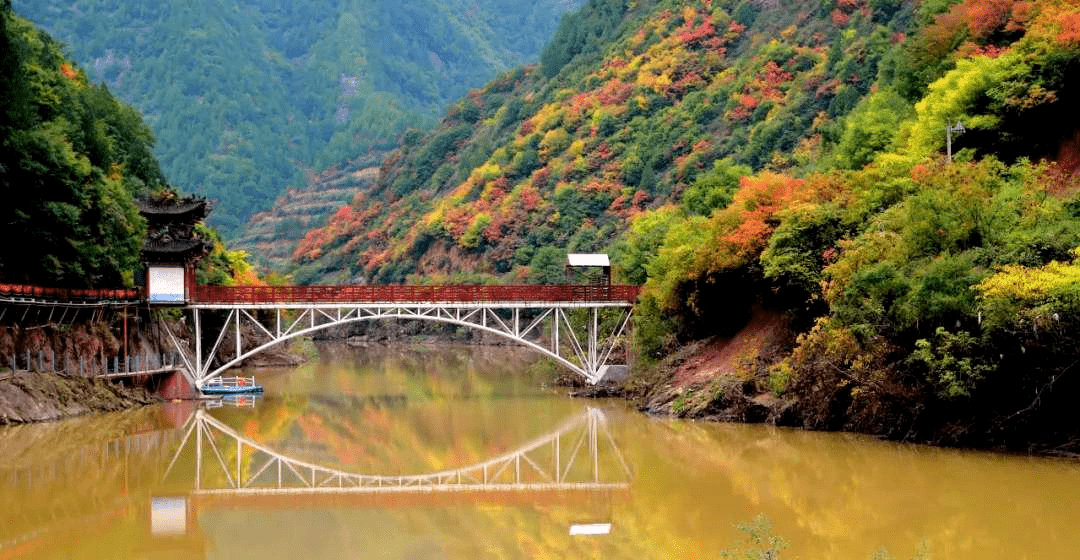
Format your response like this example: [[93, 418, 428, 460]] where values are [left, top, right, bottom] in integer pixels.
[[946, 121, 965, 163]]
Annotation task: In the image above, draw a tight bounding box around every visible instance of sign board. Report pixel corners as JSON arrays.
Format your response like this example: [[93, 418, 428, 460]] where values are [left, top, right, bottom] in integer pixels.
[[148, 266, 186, 303], [566, 253, 610, 267]]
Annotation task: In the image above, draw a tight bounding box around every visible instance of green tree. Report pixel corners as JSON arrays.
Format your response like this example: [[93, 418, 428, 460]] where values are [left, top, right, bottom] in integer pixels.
[[682, 158, 750, 216], [833, 88, 914, 170], [527, 246, 566, 284], [1, 6, 165, 286]]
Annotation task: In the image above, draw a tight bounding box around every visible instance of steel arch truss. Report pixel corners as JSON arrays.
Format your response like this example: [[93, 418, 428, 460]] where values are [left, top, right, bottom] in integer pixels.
[[165, 407, 631, 495], [190, 302, 633, 387]]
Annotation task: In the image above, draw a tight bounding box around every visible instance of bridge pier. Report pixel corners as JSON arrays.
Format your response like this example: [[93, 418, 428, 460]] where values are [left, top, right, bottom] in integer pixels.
[[156, 369, 200, 400]]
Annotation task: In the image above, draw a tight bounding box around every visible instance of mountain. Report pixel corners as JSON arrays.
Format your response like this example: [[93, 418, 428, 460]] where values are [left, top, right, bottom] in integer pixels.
[[15, 0, 584, 236], [237, 163, 381, 271], [289, 0, 914, 284]]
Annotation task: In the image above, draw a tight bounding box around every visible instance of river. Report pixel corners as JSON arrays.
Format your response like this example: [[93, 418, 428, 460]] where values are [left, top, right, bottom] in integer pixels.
[[2, 343, 1079, 559]]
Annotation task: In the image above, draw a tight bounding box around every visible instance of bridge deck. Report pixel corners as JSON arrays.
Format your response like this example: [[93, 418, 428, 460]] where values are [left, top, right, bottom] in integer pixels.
[[193, 284, 639, 306]]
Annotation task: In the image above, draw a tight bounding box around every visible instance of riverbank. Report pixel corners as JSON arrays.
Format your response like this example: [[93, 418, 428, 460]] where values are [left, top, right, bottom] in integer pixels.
[[0, 315, 169, 424], [565, 307, 1080, 457], [0, 372, 159, 424]]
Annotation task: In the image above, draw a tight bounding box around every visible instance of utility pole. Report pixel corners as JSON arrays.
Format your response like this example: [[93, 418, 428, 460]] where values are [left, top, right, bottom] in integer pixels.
[[946, 121, 965, 163], [122, 305, 128, 372]]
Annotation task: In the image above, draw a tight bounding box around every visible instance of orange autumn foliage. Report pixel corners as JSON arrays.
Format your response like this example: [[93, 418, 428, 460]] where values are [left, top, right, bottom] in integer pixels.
[[1056, 11, 1080, 44], [722, 172, 802, 255], [59, 63, 78, 81], [691, 172, 804, 274]]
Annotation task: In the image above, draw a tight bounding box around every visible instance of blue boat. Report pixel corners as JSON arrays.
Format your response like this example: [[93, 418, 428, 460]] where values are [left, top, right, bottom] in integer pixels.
[[201, 376, 264, 395]]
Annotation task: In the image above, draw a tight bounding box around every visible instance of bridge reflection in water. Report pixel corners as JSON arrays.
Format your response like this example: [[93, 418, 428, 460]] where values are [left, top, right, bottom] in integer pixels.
[[151, 404, 632, 542], [163, 406, 631, 503]]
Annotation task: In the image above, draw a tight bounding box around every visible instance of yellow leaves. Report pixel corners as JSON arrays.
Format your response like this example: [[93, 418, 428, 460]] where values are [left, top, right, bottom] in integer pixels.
[[680, 5, 697, 24], [976, 250, 1080, 303], [567, 138, 587, 159], [422, 205, 445, 229], [655, 72, 673, 89], [513, 129, 537, 149], [459, 212, 491, 249], [636, 53, 676, 94], [107, 162, 124, 182], [906, 53, 1016, 157], [792, 317, 860, 368], [976, 246, 1080, 331], [448, 181, 474, 204], [530, 102, 564, 132], [471, 162, 502, 182], [538, 127, 570, 161], [227, 250, 262, 286]]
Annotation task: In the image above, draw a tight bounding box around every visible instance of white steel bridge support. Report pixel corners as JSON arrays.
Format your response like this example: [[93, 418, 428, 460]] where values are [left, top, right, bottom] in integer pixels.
[[187, 301, 633, 388]]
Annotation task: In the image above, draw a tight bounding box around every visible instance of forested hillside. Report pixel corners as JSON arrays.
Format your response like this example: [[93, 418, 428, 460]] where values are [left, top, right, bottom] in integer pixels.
[[291, 0, 914, 283], [16, 0, 583, 236], [616, 0, 1080, 449], [1, 1, 259, 289], [0, 0, 160, 287], [293, 0, 1080, 449]]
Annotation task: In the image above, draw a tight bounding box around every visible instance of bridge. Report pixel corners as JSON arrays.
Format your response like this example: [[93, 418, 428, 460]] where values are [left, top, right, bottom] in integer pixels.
[[181, 284, 639, 389], [1, 281, 640, 390]]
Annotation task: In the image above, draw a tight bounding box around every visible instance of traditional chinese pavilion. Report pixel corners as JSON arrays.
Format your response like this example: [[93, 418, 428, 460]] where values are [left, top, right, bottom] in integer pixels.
[[137, 195, 211, 304]]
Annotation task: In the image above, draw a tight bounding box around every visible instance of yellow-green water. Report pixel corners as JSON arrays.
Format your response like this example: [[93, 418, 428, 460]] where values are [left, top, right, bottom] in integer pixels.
[[2, 344, 1079, 559]]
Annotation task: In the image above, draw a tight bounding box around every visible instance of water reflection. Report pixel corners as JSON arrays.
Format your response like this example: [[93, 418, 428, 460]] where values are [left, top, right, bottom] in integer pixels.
[[0, 405, 191, 558], [204, 394, 262, 409], [617, 418, 1080, 559], [3, 345, 1080, 559], [163, 406, 630, 495]]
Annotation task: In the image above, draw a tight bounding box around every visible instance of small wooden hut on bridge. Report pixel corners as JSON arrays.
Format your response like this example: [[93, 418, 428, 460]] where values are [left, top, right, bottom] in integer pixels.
[[565, 253, 611, 285]]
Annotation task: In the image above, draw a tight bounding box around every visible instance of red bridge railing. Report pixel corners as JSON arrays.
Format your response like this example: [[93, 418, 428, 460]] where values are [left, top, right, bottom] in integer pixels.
[[193, 284, 640, 305], [0, 283, 140, 302]]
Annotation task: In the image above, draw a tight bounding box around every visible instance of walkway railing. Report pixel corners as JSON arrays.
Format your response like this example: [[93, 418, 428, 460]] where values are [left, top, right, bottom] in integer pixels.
[[1, 350, 183, 380], [0, 283, 140, 303], [193, 284, 640, 305], [0, 282, 641, 306]]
